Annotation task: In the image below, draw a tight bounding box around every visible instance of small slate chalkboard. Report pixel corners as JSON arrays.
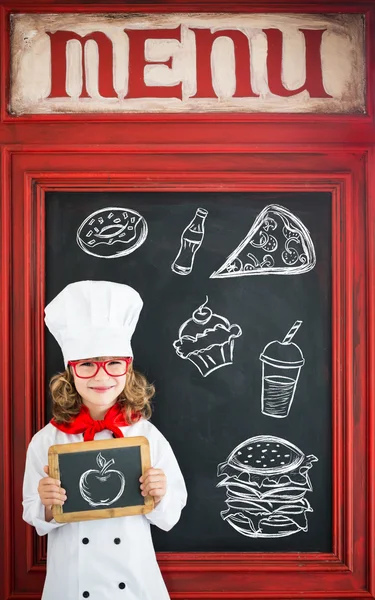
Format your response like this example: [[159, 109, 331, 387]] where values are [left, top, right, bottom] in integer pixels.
[[48, 436, 153, 522]]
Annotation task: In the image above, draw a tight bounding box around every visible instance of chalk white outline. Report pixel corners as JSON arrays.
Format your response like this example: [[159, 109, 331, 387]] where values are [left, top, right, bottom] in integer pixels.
[[79, 452, 125, 508], [210, 204, 316, 278], [76, 207, 148, 259], [260, 321, 305, 419], [171, 207, 208, 276], [173, 297, 242, 377], [217, 435, 318, 538]]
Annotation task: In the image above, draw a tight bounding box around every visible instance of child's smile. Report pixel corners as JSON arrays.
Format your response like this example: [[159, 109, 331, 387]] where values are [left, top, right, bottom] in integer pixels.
[[72, 359, 127, 419], [88, 385, 116, 393]]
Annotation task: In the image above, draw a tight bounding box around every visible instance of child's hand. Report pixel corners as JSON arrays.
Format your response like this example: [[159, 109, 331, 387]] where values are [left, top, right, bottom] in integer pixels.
[[38, 465, 67, 509], [139, 468, 167, 506]]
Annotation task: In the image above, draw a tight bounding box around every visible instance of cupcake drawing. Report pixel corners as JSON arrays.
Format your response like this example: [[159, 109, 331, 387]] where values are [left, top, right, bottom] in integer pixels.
[[173, 297, 242, 377]]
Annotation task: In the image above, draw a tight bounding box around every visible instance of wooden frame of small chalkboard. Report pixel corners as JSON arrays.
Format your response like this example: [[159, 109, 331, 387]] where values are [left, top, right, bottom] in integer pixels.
[[48, 436, 154, 522]]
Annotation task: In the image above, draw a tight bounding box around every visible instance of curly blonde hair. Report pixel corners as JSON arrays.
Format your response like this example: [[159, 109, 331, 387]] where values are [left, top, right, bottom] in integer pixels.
[[50, 363, 154, 425]]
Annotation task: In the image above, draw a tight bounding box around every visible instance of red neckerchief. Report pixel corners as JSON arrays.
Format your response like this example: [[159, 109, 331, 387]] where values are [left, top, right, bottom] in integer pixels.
[[51, 404, 138, 441]]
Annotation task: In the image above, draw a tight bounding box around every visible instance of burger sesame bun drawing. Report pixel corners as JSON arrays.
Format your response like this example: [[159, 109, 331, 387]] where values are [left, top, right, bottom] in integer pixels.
[[76, 207, 148, 259], [217, 435, 318, 538]]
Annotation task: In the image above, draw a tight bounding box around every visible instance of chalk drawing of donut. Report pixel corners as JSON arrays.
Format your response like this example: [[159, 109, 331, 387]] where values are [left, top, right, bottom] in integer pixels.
[[76, 207, 148, 259]]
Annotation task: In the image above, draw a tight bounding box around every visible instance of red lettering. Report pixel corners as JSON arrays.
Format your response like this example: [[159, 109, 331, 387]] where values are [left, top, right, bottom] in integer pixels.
[[125, 27, 182, 99], [190, 28, 258, 98], [264, 28, 332, 98], [45, 25, 333, 103], [46, 31, 117, 99]]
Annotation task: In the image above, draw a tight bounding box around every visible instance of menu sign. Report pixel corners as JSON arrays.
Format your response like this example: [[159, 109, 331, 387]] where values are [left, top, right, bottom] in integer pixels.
[[9, 13, 365, 115]]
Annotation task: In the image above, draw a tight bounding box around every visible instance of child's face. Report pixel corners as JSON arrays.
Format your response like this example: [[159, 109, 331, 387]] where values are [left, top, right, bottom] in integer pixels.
[[72, 357, 126, 414]]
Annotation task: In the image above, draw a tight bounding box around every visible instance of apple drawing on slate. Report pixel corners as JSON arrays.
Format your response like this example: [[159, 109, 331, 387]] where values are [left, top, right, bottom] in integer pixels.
[[79, 452, 126, 507]]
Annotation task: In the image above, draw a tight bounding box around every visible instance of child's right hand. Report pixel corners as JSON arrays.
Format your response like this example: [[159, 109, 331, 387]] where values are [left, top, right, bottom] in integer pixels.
[[38, 466, 67, 509]]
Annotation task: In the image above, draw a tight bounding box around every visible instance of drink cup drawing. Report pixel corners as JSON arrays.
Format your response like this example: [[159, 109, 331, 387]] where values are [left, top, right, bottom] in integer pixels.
[[171, 208, 208, 275], [259, 321, 305, 418]]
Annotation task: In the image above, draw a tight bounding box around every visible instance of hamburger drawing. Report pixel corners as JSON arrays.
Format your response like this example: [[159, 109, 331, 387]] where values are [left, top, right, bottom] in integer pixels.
[[217, 435, 318, 538]]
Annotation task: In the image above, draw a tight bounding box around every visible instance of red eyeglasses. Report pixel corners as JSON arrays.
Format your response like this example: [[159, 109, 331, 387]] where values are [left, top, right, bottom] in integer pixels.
[[68, 358, 132, 379]]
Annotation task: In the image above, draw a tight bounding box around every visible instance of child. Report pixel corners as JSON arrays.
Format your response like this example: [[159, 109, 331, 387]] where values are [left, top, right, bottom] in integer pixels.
[[22, 280, 187, 600]]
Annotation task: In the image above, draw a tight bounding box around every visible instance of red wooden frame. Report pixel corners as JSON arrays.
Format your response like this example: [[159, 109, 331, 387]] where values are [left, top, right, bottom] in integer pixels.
[[0, 148, 372, 599], [0, 0, 374, 598]]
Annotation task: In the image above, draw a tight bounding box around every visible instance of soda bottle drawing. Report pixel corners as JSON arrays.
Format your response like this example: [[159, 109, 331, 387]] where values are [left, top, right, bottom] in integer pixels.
[[171, 208, 208, 275]]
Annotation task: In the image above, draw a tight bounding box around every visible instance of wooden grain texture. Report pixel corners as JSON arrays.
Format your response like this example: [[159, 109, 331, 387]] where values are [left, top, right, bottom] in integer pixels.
[[48, 436, 153, 522]]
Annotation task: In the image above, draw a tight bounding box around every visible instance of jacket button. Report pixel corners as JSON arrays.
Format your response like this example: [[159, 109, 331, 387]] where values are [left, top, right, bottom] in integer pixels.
[[83, 593, 90, 598], [119, 583, 126, 589], [114, 538, 121, 544], [82, 538, 89, 544]]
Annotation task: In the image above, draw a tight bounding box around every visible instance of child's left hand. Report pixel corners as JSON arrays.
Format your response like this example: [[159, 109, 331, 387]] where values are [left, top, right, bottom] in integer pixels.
[[140, 468, 167, 506]]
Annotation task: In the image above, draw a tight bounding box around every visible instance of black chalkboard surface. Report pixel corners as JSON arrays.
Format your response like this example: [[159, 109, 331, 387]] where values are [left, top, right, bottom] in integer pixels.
[[48, 437, 153, 522], [45, 191, 332, 552]]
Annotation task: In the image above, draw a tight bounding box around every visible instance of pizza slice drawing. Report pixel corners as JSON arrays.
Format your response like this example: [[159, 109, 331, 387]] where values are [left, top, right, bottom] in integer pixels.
[[210, 205, 316, 278]]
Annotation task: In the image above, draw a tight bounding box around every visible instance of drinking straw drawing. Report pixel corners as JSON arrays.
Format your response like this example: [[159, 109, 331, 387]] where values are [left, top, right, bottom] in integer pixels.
[[259, 321, 305, 419]]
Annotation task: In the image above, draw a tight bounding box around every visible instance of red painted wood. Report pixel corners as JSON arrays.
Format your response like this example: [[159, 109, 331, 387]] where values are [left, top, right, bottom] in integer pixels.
[[0, 150, 371, 599], [0, 2, 374, 599]]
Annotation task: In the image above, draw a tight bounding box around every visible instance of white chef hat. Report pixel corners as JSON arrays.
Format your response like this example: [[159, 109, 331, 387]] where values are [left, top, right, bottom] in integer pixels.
[[44, 280, 143, 366]]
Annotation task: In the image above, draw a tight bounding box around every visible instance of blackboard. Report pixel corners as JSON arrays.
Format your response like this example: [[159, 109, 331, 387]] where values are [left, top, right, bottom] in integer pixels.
[[48, 436, 153, 522], [45, 191, 332, 552]]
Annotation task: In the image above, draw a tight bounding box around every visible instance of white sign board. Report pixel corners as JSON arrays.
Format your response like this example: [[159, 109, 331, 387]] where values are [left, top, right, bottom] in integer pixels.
[[9, 13, 365, 115]]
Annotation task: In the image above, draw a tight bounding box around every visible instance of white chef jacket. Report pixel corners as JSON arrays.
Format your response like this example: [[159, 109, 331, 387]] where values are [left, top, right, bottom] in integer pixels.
[[22, 418, 187, 600]]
